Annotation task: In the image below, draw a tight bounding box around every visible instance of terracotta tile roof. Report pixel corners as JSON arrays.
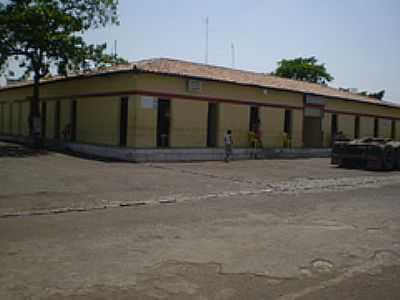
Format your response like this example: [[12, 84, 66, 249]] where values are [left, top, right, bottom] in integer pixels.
[[133, 58, 400, 108], [1, 57, 399, 109]]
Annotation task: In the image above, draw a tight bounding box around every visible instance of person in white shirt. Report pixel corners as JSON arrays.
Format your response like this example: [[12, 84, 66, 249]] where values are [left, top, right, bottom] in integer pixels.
[[224, 129, 233, 162]]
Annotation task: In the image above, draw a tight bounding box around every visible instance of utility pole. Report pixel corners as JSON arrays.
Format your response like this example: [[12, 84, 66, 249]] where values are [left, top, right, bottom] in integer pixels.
[[205, 17, 209, 64], [231, 43, 235, 68], [114, 40, 117, 59]]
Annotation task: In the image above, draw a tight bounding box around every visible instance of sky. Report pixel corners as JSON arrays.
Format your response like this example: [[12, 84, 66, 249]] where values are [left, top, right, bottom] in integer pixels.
[[83, 0, 400, 103], [2, 0, 400, 103]]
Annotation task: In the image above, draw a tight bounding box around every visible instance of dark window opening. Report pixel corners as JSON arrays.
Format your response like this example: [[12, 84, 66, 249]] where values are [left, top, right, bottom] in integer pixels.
[[374, 118, 379, 138], [119, 97, 129, 146], [303, 116, 323, 148], [330, 114, 338, 146], [9, 103, 13, 134], [249, 106, 259, 131], [16, 103, 22, 135], [157, 99, 170, 147], [331, 114, 338, 138], [41, 102, 47, 138], [284, 110, 292, 137], [54, 101, 61, 139], [354, 116, 360, 139], [391, 120, 396, 140], [70, 100, 77, 142], [207, 103, 218, 147]]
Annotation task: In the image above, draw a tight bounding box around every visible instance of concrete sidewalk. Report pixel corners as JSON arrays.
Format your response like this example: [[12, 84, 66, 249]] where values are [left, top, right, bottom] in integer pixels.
[[1, 136, 331, 162]]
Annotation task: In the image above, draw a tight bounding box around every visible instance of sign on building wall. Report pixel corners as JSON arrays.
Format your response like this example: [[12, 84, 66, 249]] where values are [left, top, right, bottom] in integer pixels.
[[141, 96, 157, 109], [305, 95, 326, 106]]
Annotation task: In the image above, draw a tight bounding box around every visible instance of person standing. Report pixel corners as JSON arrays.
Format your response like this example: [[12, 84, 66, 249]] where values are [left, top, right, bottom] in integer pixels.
[[224, 129, 233, 162]]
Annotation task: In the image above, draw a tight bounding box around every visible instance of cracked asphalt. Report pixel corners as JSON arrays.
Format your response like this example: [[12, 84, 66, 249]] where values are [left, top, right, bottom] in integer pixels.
[[1, 142, 400, 299]]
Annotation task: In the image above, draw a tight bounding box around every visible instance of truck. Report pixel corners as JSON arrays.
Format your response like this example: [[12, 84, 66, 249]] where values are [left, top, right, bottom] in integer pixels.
[[331, 137, 400, 170]]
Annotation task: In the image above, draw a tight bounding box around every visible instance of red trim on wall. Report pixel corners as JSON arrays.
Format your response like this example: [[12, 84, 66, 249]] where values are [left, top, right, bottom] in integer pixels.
[[324, 109, 399, 121], [8, 88, 400, 121], [34, 89, 303, 111], [133, 89, 303, 110]]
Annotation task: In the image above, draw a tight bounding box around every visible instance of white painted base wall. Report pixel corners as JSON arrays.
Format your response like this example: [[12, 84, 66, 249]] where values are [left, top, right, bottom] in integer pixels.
[[0, 135, 331, 162]]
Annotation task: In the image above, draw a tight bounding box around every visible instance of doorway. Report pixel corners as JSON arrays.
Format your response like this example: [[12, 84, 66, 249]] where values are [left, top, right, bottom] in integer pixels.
[[70, 100, 77, 142], [284, 110, 292, 138], [303, 116, 323, 148], [119, 97, 128, 146], [54, 100, 61, 139], [157, 99, 170, 147], [207, 103, 218, 147], [249, 106, 259, 130], [374, 118, 379, 137], [41, 102, 47, 138], [391, 120, 396, 140], [354, 116, 360, 139]]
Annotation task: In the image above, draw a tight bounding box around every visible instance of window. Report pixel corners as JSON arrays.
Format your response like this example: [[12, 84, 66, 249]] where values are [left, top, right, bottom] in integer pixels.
[[374, 118, 379, 138], [391, 120, 396, 140], [354, 116, 360, 139], [249, 106, 259, 131], [119, 97, 128, 146], [284, 110, 292, 137], [331, 114, 338, 137]]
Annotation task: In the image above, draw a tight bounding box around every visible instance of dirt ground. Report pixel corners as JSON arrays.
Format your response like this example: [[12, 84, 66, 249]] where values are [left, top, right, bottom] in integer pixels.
[[1, 142, 400, 299]]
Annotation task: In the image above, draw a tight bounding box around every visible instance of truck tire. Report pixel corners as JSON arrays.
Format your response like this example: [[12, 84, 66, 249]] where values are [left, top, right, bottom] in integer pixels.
[[383, 146, 395, 170]]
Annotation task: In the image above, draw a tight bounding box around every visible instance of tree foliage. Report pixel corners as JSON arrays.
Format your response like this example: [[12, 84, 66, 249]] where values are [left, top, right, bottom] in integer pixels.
[[358, 90, 385, 100], [0, 0, 124, 139], [341, 88, 386, 100], [273, 57, 334, 85]]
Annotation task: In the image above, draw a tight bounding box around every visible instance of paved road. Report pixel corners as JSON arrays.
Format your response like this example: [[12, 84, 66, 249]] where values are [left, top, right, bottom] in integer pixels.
[[1, 142, 400, 299]]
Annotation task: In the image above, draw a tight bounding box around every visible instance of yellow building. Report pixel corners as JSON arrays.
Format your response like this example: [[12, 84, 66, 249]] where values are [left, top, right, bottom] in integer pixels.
[[0, 58, 400, 157]]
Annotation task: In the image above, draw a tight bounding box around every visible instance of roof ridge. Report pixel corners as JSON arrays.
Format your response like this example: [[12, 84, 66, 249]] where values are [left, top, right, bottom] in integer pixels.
[[135, 57, 371, 100]]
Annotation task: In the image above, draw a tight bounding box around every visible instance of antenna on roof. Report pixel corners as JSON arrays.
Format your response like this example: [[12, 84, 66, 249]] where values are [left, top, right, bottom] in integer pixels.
[[231, 43, 235, 68], [114, 40, 117, 59], [205, 17, 209, 64]]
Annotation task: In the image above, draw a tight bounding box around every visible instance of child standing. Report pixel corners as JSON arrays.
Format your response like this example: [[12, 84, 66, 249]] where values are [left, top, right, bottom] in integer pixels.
[[224, 129, 233, 162]]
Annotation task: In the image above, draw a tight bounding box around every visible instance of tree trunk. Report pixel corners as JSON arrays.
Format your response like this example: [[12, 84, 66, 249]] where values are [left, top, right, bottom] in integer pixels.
[[29, 71, 41, 147]]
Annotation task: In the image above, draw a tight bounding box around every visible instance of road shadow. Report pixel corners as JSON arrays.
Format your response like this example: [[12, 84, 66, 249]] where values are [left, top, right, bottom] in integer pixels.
[[0, 143, 48, 158]]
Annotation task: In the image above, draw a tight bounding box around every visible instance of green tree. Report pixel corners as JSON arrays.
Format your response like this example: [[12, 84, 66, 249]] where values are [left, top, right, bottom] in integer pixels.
[[348, 89, 385, 100], [367, 90, 385, 100], [0, 0, 125, 143], [273, 57, 334, 85]]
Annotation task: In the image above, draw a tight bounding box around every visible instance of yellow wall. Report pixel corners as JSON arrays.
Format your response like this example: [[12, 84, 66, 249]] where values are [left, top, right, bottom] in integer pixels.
[[0, 103, 3, 134], [0, 73, 137, 103], [127, 95, 157, 148], [170, 99, 208, 147], [260, 107, 285, 148], [326, 98, 400, 120], [21, 101, 30, 136], [3, 102, 10, 134], [291, 110, 303, 148], [395, 121, 400, 140], [76, 97, 119, 145], [135, 73, 303, 109], [60, 99, 71, 140], [218, 103, 249, 147], [379, 118, 392, 138], [11, 102, 21, 136], [338, 114, 355, 139], [1, 71, 400, 149], [359, 116, 374, 137], [45, 101, 55, 139], [322, 113, 332, 147]]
